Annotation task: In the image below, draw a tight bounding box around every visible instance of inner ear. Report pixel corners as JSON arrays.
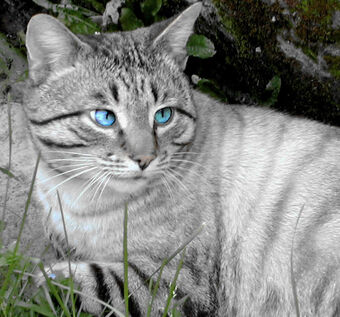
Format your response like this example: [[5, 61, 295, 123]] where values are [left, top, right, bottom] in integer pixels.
[[26, 14, 90, 83], [151, 3, 202, 70]]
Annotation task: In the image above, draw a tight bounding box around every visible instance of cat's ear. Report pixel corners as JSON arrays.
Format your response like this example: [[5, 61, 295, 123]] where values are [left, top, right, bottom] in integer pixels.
[[26, 14, 89, 83], [152, 3, 202, 70]]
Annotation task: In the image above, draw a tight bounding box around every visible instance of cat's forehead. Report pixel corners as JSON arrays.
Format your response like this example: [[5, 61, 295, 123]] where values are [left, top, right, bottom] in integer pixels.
[[82, 31, 156, 71]]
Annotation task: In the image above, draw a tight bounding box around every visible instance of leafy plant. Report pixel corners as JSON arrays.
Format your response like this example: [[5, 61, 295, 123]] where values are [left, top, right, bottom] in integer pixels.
[[187, 34, 216, 59], [196, 78, 227, 102], [141, 0, 162, 19], [261, 75, 282, 107], [120, 8, 144, 31]]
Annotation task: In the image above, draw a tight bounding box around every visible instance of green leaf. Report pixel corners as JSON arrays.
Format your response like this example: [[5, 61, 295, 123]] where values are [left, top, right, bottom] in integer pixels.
[[60, 10, 100, 34], [262, 75, 281, 107], [187, 34, 216, 59], [0, 167, 15, 179], [141, 0, 162, 17], [120, 8, 144, 31], [80, 0, 105, 14], [0, 256, 7, 267], [197, 78, 227, 102]]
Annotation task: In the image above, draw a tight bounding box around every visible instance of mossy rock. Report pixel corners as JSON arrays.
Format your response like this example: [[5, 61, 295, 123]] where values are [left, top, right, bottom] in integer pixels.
[[196, 0, 339, 125]]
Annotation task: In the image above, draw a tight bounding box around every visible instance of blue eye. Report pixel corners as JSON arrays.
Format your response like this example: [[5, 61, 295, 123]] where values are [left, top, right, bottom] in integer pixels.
[[92, 110, 115, 126], [155, 107, 172, 124]]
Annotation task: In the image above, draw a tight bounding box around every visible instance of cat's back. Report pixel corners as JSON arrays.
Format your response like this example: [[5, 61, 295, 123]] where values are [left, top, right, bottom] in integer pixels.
[[195, 94, 340, 315]]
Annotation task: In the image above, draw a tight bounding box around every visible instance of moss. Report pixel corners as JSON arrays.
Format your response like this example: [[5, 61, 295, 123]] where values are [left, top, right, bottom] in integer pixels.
[[286, 0, 340, 57], [210, 0, 339, 125], [324, 55, 340, 79], [212, 0, 288, 98]]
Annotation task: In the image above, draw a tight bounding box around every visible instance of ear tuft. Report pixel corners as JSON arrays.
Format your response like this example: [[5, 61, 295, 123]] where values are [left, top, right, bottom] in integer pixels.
[[152, 3, 202, 70], [26, 14, 88, 83]]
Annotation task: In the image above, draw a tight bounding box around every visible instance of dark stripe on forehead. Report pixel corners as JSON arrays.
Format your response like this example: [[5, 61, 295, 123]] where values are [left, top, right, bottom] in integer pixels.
[[92, 92, 107, 104], [120, 73, 131, 90], [29, 111, 83, 126], [109, 81, 119, 102], [140, 78, 145, 92], [151, 82, 158, 102]]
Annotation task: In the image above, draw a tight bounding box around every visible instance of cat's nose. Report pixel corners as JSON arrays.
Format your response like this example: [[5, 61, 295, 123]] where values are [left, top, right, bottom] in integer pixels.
[[132, 155, 156, 170]]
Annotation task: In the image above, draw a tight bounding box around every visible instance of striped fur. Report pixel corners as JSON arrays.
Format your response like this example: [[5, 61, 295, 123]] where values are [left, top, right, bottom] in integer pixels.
[[23, 3, 340, 316]]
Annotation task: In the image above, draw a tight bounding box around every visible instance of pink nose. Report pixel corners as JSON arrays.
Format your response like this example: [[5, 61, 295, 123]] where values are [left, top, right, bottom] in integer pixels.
[[132, 155, 156, 170]]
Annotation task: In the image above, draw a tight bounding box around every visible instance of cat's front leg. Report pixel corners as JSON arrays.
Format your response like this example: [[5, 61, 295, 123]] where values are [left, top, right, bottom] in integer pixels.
[[36, 261, 113, 314], [36, 260, 194, 316]]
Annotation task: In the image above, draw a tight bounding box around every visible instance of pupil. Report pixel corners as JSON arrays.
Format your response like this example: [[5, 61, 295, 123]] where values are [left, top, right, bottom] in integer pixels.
[[161, 109, 165, 117]]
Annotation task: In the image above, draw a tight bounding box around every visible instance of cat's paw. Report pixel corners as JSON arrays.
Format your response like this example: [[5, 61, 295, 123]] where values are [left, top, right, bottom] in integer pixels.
[[34, 261, 103, 314], [34, 261, 76, 286]]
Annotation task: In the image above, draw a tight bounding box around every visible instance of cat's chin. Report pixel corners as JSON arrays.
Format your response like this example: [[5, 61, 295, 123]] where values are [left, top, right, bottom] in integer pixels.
[[108, 177, 149, 194]]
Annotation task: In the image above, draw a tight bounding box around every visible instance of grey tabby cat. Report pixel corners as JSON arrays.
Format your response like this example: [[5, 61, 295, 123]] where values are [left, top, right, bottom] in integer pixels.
[[22, 2, 340, 316]]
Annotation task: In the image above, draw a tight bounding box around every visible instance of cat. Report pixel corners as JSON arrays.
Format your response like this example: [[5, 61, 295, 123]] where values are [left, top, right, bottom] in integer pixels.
[[22, 2, 340, 316]]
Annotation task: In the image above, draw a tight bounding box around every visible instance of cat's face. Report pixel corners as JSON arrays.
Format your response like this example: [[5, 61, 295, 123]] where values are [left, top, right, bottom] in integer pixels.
[[24, 7, 201, 197]]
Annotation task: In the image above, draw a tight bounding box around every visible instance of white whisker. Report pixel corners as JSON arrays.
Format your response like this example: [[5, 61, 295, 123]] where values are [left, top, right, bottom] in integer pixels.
[[38, 165, 94, 184], [72, 170, 104, 206], [47, 158, 96, 163], [160, 173, 175, 201], [46, 167, 98, 195], [48, 162, 96, 172], [169, 163, 207, 182], [98, 174, 112, 202], [166, 168, 192, 198], [171, 151, 204, 156], [170, 158, 207, 170], [45, 151, 96, 157], [91, 171, 111, 202]]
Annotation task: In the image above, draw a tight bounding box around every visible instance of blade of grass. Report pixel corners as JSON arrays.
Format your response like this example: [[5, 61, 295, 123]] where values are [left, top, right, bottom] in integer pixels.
[[18, 244, 52, 298], [37, 262, 71, 317], [41, 284, 57, 315], [146, 259, 166, 317], [290, 204, 304, 317], [6, 257, 30, 311], [15, 301, 55, 316], [162, 248, 186, 317], [14, 152, 41, 255], [171, 294, 189, 315], [152, 223, 205, 278], [57, 190, 76, 317], [130, 222, 205, 300], [1, 98, 13, 243], [129, 223, 205, 304], [145, 224, 205, 316], [123, 203, 129, 317], [14, 269, 126, 317], [0, 152, 40, 300]]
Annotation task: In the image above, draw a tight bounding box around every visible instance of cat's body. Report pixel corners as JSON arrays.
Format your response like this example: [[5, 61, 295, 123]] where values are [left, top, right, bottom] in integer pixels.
[[23, 3, 340, 316]]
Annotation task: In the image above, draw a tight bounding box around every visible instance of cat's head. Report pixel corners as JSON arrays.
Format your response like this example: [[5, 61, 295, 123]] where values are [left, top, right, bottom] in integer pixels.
[[23, 3, 201, 197]]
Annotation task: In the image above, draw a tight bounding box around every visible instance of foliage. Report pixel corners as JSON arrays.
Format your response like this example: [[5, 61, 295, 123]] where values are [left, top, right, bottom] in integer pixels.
[[261, 75, 282, 107], [196, 78, 227, 102], [0, 167, 15, 179], [120, 8, 144, 31], [187, 34, 216, 59], [141, 0, 162, 19]]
